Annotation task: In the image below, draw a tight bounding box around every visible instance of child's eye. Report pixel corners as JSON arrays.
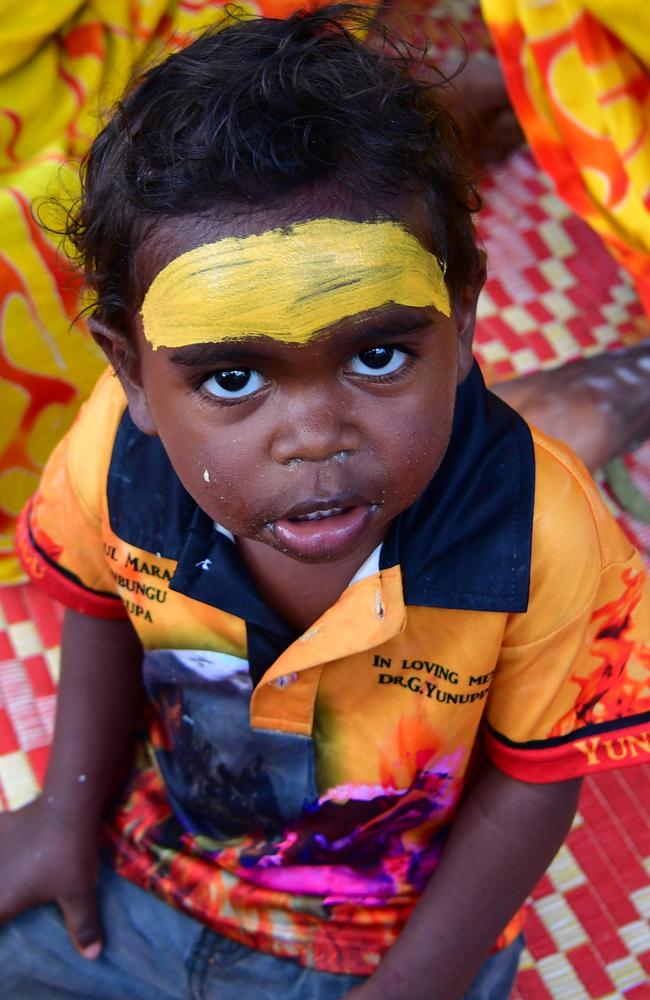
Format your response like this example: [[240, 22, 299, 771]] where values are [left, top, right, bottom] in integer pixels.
[[201, 368, 265, 400], [347, 346, 409, 377]]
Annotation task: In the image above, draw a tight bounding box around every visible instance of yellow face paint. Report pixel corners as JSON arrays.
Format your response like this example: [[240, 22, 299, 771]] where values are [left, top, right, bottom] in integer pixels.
[[140, 218, 450, 350]]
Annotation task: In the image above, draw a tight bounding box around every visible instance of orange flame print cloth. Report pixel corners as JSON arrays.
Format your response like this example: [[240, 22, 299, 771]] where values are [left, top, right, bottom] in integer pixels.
[[481, 0, 650, 315]]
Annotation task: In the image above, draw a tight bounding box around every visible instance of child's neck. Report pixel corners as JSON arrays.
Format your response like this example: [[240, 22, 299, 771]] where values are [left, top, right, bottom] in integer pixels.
[[236, 535, 377, 633]]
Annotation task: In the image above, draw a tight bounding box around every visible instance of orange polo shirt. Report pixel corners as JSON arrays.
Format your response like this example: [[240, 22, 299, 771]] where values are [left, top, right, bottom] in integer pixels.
[[17, 363, 650, 975]]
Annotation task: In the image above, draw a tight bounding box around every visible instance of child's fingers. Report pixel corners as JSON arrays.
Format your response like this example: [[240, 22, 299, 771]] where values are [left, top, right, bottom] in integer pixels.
[[59, 891, 103, 960]]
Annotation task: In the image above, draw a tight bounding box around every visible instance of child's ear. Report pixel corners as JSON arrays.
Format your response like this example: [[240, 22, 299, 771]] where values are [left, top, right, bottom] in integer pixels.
[[88, 318, 158, 436], [454, 249, 487, 384]]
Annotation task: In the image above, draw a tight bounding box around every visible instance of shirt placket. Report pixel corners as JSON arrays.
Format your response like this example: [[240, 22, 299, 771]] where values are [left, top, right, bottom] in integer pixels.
[[250, 564, 406, 734]]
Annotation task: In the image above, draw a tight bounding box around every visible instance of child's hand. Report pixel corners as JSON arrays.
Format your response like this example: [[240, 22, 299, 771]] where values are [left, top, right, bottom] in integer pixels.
[[0, 796, 102, 958]]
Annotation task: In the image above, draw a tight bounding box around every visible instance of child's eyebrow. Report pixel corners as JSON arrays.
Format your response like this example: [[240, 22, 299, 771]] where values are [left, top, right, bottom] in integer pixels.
[[166, 305, 439, 369], [348, 305, 437, 343], [168, 342, 280, 368]]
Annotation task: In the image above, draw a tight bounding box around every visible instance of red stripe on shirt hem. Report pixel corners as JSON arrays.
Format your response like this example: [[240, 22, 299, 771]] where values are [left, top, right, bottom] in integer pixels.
[[484, 719, 650, 781], [15, 502, 127, 620]]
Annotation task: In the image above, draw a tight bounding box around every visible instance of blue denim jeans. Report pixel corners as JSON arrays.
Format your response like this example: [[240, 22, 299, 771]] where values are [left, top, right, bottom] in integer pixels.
[[0, 864, 524, 999]]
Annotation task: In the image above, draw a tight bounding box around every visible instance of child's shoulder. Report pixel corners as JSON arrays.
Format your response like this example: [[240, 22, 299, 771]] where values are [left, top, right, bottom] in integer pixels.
[[16, 370, 129, 609], [71, 367, 127, 430], [524, 424, 640, 631], [59, 368, 128, 514], [530, 425, 632, 564]]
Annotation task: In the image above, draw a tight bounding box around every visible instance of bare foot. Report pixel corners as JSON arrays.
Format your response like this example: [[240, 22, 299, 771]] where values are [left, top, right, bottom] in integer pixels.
[[491, 342, 650, 471]]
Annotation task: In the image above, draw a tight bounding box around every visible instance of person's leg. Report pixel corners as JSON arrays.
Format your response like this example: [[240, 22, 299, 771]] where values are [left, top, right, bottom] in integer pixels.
[[0, 863, 203, 1000], [195, 929, 523, 1000], [462, 934, 525, 1000], [196, 931, 366, 1000], [492, 342, 650, 473], [1, 868, 523, 1000], [196, 931, 524, 1000]]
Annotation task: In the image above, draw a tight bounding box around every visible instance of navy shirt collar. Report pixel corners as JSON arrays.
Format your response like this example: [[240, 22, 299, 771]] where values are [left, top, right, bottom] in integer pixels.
[[380, 363, 534, 612]]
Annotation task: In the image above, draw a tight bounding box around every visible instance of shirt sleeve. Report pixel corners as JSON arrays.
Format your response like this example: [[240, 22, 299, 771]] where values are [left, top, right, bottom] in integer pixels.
[[15, 369, 128, 619], [484, 433, 650, 781]]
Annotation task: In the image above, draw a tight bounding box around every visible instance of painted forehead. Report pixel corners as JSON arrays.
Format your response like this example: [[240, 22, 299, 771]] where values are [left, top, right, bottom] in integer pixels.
[[140, 218, 451, 350]]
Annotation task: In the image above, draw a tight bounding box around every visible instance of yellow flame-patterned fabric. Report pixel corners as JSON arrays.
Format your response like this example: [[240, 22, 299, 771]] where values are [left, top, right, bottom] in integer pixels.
[[481, 0, 650, 317]]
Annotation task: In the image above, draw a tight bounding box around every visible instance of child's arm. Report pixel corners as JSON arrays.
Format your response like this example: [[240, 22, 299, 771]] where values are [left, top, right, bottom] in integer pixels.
[[0, 608, 144, 958], [346, 764, 582, 1000]]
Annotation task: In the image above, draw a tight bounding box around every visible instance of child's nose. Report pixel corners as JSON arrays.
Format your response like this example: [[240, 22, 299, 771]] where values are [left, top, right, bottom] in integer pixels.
[[270, 389, 361, 466]]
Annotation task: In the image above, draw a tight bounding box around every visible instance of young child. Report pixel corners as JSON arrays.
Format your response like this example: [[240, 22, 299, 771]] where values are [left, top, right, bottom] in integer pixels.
[[2, 6, 649, 998]]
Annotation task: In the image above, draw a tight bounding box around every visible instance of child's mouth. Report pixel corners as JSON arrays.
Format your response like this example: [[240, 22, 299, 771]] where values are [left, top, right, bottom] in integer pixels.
[[292, 507, 346, 521], [270, 503, 375, 559]]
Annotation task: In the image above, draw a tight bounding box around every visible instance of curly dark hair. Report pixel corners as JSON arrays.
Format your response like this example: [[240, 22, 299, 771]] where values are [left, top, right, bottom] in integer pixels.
[[66, 3, 481, 331]]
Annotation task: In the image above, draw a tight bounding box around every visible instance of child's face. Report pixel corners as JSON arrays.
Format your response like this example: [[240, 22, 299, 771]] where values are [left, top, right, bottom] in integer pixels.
[[105, 200, 479, 569]]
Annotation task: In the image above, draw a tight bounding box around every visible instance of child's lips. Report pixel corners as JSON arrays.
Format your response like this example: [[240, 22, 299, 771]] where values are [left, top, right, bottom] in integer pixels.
[[270, 503, 375, 559]]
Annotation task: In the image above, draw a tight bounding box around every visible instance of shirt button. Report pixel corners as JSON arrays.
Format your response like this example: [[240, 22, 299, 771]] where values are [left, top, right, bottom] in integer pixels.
[[273, 672, 299, 689]]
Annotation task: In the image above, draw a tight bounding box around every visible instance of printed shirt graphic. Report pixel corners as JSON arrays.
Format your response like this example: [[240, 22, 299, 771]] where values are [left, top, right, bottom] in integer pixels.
[[17, 367, 650, 975]]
